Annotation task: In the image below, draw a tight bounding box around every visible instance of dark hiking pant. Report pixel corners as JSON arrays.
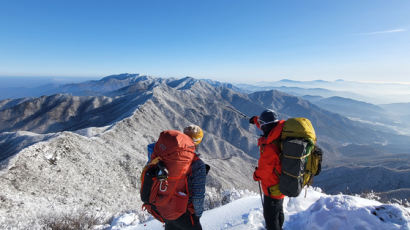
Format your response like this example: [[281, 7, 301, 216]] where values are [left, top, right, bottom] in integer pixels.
[[263, 195, 284, 230], [164, 212, 202, 230]]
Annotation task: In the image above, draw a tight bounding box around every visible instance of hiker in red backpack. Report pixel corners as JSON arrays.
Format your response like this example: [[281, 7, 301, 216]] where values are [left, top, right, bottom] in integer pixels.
[[143, 125, 208, 230], [249, 109, 285, 230]]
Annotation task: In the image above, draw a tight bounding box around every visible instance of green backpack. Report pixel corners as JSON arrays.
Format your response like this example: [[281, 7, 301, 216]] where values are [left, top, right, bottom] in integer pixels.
[[279, 118, 322, 197]]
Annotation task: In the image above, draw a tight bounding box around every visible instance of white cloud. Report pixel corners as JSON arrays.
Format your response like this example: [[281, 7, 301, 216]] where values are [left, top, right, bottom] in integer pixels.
[[359, 28, 406, 35]]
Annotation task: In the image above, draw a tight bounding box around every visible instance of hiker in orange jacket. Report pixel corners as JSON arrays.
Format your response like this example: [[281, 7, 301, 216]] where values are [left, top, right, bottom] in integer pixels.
[[250, 109, 285, 230]]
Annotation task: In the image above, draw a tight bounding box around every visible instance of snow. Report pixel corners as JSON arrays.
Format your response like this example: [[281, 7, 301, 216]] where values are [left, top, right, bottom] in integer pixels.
[[74, 125, 112, 137], [1, 75, 410, 229], [108, 187, 410, 230]]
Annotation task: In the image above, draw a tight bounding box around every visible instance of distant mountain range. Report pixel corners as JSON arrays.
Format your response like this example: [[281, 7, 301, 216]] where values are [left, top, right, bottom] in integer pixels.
[[235, 79, 410, 135], [235, 79, 410, 104], [0, 74, 409, 228], [302, 96, 410, 136]]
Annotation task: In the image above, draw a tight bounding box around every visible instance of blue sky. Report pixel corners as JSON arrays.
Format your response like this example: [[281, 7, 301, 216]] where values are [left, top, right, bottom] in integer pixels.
[[0, 0, 409, 83]]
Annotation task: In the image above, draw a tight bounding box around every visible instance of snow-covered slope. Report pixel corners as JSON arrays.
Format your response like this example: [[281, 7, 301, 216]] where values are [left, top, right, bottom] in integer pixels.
[[0, 78, 259, 228], [1, 74, 409, 229], [108, 187, 410, 230]]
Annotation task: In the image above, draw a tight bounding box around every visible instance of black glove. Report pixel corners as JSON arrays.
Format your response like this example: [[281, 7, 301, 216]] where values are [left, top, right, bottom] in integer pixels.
[[249, 116, 257, 124], [205, 164, 211, 175]]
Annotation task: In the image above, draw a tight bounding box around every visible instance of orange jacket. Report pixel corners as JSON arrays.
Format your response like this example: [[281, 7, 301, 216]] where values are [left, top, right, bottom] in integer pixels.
[[253, 118, 285, 199]]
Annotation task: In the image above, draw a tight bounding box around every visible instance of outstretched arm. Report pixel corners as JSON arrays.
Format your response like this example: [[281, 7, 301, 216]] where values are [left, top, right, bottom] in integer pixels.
[[249, 116, 261, 130]]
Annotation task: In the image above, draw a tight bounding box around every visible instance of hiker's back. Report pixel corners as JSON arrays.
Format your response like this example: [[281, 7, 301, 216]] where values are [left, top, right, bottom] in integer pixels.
[[279, 117, 322, 197], [141, 130, 197, 221]]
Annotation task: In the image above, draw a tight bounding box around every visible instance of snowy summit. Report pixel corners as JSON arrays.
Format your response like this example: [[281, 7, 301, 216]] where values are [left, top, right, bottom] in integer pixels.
[[109, 188, 410, 230]]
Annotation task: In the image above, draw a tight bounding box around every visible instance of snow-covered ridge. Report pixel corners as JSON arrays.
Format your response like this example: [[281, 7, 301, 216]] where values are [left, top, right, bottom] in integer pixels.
[[108, 187, 410, 230], [0, 78, 259, 228], [1, 74, 409, 229]]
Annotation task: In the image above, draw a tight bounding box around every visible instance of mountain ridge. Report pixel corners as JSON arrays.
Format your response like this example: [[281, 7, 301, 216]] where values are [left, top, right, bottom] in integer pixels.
[[0, 74, 409, 228]]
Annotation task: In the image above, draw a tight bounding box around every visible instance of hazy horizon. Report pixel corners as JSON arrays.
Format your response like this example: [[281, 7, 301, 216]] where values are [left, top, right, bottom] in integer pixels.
[[2, 74, 410, 87], [0, 75, 329, 88]]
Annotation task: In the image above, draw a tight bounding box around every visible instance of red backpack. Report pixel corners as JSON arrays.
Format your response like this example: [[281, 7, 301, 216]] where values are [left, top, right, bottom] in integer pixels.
[[140, 130, 197, 222]]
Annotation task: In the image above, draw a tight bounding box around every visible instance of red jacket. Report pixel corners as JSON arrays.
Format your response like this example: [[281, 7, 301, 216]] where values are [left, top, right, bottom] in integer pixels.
[[253, 118, 285, 199]]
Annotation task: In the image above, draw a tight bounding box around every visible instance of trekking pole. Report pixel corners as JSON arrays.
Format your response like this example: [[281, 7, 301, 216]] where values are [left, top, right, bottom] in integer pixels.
[[258, 181, 264, 206], [224, 105, 250, 119], [226, 105, 264, 206]]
